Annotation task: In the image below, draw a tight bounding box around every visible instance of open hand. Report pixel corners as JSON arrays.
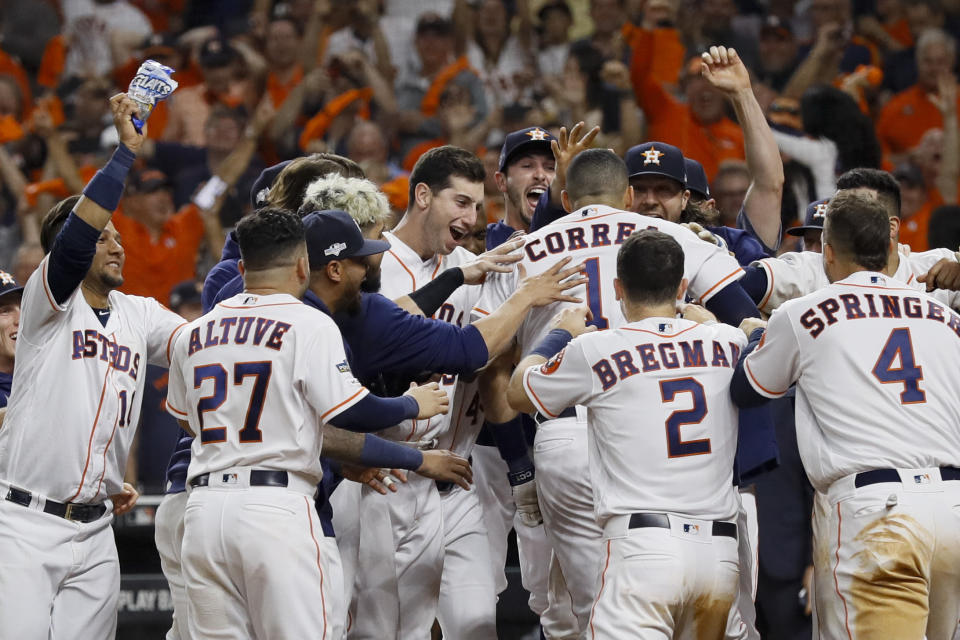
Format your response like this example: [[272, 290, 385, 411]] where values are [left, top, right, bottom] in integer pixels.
[[551, 305, 596, 338], [517, 257, 588, 307], [404, 381, 449, 419], [460, 237, 525, 284], [417, 449, 473, 490]]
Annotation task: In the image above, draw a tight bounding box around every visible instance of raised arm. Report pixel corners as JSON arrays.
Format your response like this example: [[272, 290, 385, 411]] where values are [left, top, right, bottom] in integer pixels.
[[701, 46, 784, 251]]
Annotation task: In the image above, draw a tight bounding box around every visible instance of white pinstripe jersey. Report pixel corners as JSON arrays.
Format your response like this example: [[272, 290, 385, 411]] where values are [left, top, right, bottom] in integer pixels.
[[753, 247, 960, 314], [522, 318, 746, 524], [375, 231, 486, 452], [473, 205, 745, 356], [0, 255, 185, 503], [166, 293, 370, 485]]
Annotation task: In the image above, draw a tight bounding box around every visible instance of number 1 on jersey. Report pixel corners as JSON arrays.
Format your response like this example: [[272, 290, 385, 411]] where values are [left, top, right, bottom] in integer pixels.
[[582, 257, 609, 330], [872, 327, 925, 404]]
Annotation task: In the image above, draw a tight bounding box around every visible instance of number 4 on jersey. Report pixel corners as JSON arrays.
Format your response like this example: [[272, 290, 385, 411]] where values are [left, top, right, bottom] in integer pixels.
[[872, 328, 926, 404]]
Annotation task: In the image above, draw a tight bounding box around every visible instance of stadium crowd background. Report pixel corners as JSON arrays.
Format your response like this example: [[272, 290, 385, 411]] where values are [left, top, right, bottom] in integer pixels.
[[2, 0, 960, 636]]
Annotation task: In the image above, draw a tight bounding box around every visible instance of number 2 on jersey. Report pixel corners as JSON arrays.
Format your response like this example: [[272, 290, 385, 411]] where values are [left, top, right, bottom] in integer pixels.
[[582, 258, 609, 330], [659, 377, 710, 458], [195, 362, 273, 443], [872, 327, 925, 404]]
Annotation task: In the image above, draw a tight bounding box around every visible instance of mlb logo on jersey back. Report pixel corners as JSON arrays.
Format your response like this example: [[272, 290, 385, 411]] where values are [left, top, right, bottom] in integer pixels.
[[658, 322, 673, 333], [870, 275, 885, 285]]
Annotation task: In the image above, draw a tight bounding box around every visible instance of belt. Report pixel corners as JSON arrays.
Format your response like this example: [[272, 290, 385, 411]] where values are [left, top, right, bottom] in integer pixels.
[[854, 466, 960, 488], [536, 407, 577, 422], [190, 470, 289, 489], [628, 512, 738, 539], [5, 487, 106, 523]]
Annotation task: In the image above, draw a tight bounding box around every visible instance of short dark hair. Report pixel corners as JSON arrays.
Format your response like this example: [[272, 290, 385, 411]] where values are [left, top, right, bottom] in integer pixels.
[[408, 146, 485, 206], [266, 154, 365, 212], [40, 195, 82, 253], [235, 207, 305, 271], [823, 191, 890, 271], [566, 149, 630, 202], [836, 168, 901, 218], [617, 230, 685, 305], [566, 149, 628, 205]]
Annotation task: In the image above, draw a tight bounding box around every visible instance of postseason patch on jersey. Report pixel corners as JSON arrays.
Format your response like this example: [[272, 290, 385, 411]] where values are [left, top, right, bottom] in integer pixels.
[[540, 349, 565, 375], [335, 360, 351, 374]]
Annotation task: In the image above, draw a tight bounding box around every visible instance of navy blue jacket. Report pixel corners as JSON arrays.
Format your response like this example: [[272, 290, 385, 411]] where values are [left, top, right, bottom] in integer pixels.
[[0, 371, 11, 408]]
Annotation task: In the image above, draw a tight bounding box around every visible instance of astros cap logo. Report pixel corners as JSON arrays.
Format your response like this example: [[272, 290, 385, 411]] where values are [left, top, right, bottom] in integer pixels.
[[814, 203, 828, 219], [526, 128, 548, 141], [642, 147, 664, 165], [0, 271, 13, 286]]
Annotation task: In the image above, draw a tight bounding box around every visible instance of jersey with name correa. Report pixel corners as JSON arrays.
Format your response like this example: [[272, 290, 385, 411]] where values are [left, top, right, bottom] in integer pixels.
[[523, 317, 746, 524], [166, 292, 369, 485], [742, 271, 960, 492], [0, 255, 185, 503], [473, 204, 745, 356]]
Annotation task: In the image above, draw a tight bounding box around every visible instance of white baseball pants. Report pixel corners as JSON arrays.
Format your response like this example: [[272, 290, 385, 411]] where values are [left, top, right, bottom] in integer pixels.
[[0, 492, 119, 640], [588, 514, 740, 639], [812, 467, 960, 640], [155, 490, 191, 640], [182, 473, 344, 640]]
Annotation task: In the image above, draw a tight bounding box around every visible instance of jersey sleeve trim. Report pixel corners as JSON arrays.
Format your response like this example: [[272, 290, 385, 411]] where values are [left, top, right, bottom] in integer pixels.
[[757, 260, 775, 312], [744, 358, 789, 398], [166, 322, 188, 365], [166, 402, 188, 418], [40, 260, 66, 312], [698, 266, 745, 303], [522, 366, 558, 418], [320, 387, 370, 423], [472, 306, 490, 316]]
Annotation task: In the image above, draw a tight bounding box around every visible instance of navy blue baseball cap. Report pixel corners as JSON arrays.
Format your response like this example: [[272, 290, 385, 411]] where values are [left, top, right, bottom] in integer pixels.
[[303, 209, 391, 267], [624, 142, 687, 185], [684, 158, 710, 200], [498, 127, 557, 172], [250, 160, 292, 208], [786, 198, 830, 236], [0, 270, 22, 302]]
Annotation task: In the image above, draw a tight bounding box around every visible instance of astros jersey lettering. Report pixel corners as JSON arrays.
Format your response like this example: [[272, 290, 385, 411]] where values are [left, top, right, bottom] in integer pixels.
[[473, 205, 744, 355], [742, 271, 960, 492], [166, 292, 369, 485], [378, 231, 484, 445], [753, 247, 960, 313], [523, 317, 746, 524], [0, 256, 185, 502]]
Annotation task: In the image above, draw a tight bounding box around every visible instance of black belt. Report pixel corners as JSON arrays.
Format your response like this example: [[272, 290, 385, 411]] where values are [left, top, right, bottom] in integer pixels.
[[854, 466, 960, 488], [537, 407, 577, 422], [5, 487, 106, 523], [190, 470, 289, 488], [628, 512, 738, 539]]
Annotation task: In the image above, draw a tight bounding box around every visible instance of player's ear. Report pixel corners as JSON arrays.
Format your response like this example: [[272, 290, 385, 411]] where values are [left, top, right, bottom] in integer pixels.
[[889, 216, 901, 242], [680, 189, 690, 210], [414, 182, 432, 210], [624, 185, 635, 210], [676, 278, 689, 301], [238, 259, 246, 277], [613, 277, 623, 301], [494, 171, 507, 193], [561, 189, 572, 213], [296, 255, 309, 283], [325, 260, 343, 283]]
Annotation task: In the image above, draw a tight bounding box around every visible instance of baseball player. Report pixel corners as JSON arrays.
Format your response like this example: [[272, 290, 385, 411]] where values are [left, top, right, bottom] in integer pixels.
[[509, 230, 751, 639], [0, 95, 186, 639], [0, 270, 21, 408], [731, 191, 960, 640], [474, 148, 757, 635], [741, 169, 960, 314], [165, 208, 452, 639], [784, 198, 830, 254]]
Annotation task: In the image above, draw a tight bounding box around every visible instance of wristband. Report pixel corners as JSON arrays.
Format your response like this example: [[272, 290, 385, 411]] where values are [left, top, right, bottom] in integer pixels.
[[82, 144, 135, 212], [507, 454, 535, 486], [359, 434, 424, 471], [408, 267, 465, 317], [531, 329, 573, 360]]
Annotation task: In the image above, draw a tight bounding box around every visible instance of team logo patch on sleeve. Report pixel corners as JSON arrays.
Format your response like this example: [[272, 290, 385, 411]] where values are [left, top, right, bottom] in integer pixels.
[[540, 349, 566, 375], [335, 360, 351, 374]]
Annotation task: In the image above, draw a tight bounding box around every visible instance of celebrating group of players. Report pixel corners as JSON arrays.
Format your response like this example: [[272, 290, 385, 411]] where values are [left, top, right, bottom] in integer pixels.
[[1, 44, 960, 640]]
